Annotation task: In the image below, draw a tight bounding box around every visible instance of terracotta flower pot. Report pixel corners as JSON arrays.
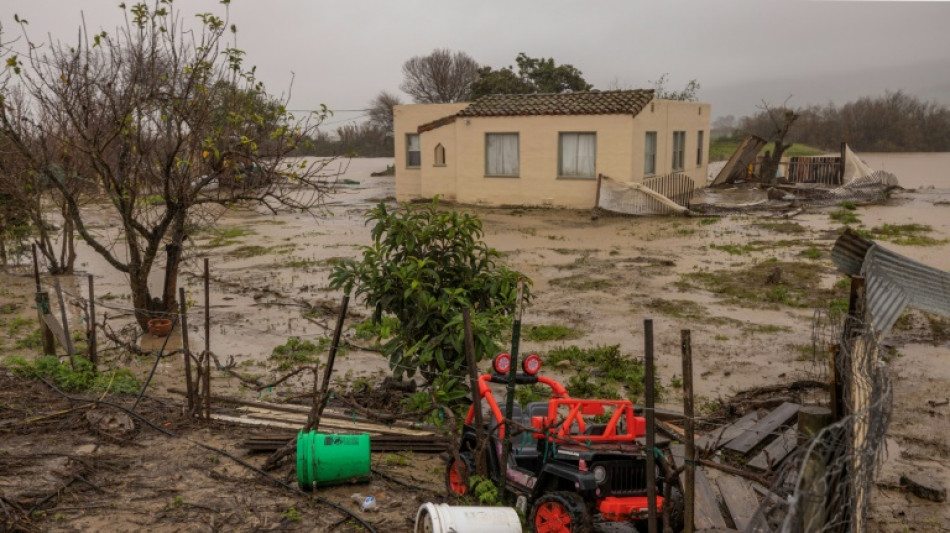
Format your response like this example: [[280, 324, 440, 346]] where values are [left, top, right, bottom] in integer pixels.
[[147, 318, 173, 337]]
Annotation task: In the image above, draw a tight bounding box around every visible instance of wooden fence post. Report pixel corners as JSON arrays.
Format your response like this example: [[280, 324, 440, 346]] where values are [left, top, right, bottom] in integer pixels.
[[179, 287, 195, 415], [87, 275, 98, 368], [203, 258, 211, 419], [644, 318, 658, 533], [462, 307, 487, 475], [682, 329, 695, 533]]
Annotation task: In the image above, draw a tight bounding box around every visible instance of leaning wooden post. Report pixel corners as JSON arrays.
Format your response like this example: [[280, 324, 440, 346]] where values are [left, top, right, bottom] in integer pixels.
[[644, 318, 658, 533], [53, 279, 75, 357], [179, 287, 195, 415], [797, 405, 833, 531], [32, 245, 56, 356], [87, 274, 98, 368], [309, 293, 350, 431], [594, 173, 603, 210], [462, 307, 487, 475], [681, 329, 696, 533], [203, 258, 211, 419], [500, 279, 525, 497]]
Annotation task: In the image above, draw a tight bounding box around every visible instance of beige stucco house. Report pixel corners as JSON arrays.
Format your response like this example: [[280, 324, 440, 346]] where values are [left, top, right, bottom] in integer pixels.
[[394, 89, 711, 209]]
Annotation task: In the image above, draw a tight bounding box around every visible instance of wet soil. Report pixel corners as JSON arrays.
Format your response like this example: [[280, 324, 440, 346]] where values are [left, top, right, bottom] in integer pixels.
[[2, 155, 949, 531]]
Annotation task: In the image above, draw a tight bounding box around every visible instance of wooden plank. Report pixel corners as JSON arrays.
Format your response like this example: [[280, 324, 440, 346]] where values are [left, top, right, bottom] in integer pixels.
[[41, 313, 69, 352], [748, 427, 798, 471], [670, 445, 728, 530], [239, 406, 436, 437], [697, 411, 760, 451], [716, 476, 764, 532], [694, 468, 729, 529], [725, 402, 800, 455]]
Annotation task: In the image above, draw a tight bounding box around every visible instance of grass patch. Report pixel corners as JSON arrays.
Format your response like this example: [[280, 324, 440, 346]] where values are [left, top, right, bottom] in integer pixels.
[[799, 246, 823, 260], [645, 298, 707, 320], [14, 329, 44, 350], [3, 355, 140, 394], [229, 244, 295, 258], [524, 324, 583, 342], [550, 274, 613, 291], [269, 336, 332, 370], [754, 221, 807, 234], [546, 345, 661, 401], [868, 223, 948, 246], [709, 140, 823, 162], [698, 217, 720, 226], [679, 260, 845, 309], [830, 210, 861, 224], [837, 201, 857, 211], [204, 226, 257, 247]]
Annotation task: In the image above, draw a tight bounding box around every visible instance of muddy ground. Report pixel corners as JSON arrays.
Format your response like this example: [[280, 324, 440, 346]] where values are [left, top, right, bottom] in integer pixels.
[[1, 155, 948, 531]]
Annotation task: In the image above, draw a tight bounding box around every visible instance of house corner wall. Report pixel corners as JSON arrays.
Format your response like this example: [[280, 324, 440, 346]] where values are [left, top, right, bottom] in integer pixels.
[[394, 103, 468, 202]]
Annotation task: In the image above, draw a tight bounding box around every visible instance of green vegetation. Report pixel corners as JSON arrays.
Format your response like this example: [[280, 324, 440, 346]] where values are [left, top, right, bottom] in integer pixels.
[[14, 329, 44, 350], [269, 337, 331, 370], [202, 225, 257, 247], [830, 209, 861, 224], [3, 355, 140, 394], [645, 298, 707, 320], [469, 475, 502, 506], [550, 274, 613, 291], [868, 223, 948, 246], [7, 317, 34, 336], [545, 345, 660, 401], [281, 507, 301, 523], [229, 244, 295, 258], [679, 259, 846, 309], [524, 324, 583, 342], [515, 383, 552, 407], [710, 239, 806, 256], [837, 201, 857, 211], [709, 140, 823, 162], [330, 200, 528, 390], [352, 316, 400, 341], [754, 221, 807, 234], [800, 246, 823, 260]]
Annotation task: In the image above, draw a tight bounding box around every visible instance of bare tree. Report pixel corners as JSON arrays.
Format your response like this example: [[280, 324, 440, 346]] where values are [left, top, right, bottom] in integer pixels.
[[757, 98, 799, 183], [0, 2, 340, 329], [651, 73, 701, 102], [400, 49, 479, 103], [367, 91, 401, 135]]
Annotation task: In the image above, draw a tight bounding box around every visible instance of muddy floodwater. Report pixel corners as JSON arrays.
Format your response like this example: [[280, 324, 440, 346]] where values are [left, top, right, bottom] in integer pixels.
[[2, 153, 948, 531]]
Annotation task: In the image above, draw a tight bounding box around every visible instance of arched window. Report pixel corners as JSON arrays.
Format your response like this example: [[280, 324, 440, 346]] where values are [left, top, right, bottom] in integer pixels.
[[434, 143, 446, 166]]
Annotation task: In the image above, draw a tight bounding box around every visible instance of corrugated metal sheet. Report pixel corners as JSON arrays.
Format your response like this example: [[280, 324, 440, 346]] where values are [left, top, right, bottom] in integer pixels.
[[832, 229, 950, 336]]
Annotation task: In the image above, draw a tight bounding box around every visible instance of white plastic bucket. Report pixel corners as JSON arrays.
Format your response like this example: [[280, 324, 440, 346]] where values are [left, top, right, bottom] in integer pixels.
[[414, 502, 521, 533]]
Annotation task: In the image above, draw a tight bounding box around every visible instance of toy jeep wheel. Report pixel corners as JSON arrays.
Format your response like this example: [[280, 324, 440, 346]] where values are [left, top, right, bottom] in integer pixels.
[[530, 491, 592, 533], [445, 452, 474, 496]]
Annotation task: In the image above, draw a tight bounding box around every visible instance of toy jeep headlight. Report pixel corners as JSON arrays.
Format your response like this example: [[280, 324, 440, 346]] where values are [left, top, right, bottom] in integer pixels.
[[592, 465, 607, 485]]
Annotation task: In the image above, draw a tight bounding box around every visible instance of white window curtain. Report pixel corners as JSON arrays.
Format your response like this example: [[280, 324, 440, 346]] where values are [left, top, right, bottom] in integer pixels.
[[486, 133, 519, 176], [644, 132, 657, 175], [406, 134, 421, 167], [560, 133, 596, 178]]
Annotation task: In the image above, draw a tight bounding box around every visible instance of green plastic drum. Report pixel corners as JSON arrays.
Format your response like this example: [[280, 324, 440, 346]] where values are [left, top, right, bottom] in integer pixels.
[[296, 431, 371, 490]]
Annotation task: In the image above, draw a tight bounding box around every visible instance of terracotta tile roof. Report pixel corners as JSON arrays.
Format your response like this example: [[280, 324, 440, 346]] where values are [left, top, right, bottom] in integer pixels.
[[456, 89, 655, 118]]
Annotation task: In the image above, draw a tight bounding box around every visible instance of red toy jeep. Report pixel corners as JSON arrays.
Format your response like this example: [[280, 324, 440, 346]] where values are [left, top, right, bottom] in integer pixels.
[[446, 353, 682, 533]]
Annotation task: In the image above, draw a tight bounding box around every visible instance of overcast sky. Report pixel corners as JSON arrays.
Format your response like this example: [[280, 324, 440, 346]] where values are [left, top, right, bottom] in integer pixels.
[[4, 0, 950, 123]]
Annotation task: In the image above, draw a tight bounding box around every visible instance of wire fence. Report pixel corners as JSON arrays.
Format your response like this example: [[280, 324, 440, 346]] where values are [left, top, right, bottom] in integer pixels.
[[748, 314, 892, 533]]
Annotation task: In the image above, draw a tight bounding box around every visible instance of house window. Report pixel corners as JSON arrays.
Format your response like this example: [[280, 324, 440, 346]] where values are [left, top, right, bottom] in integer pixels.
[[434, 143, 446, 166], [558, 132, 596, 178], [697, 130, 704, 166], [406, 134, 420, 168], [672, 131, 686, 172], [644, 132, 657, 176], [485, 133, 519, 177]]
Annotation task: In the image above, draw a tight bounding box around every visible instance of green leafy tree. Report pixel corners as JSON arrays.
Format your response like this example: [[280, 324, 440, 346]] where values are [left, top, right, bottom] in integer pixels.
[[470, 53, 593, 97], [329, 200, 529, 384]]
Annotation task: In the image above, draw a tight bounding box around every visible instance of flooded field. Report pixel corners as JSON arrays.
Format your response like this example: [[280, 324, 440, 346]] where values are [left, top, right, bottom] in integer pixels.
[[2, 153, 948, 531]]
